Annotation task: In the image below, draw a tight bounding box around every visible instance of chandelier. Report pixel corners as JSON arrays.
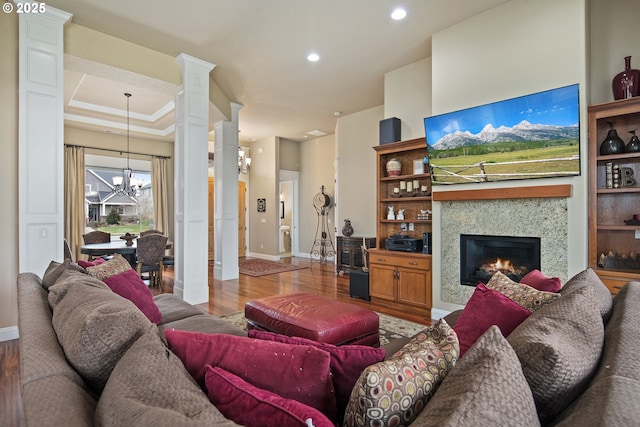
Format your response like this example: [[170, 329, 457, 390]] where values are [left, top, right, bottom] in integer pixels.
[[238, 147, 251, 174], [111, 93, 144, 197]]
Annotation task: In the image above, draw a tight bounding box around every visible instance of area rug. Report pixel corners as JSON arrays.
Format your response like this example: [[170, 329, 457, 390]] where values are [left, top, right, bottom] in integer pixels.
[[239, 258, 308, 277], [219, 310, 427, 347]]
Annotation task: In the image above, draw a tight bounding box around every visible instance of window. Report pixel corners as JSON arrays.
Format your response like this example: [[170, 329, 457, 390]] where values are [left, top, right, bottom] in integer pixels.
[[84, 154, 154, 235]]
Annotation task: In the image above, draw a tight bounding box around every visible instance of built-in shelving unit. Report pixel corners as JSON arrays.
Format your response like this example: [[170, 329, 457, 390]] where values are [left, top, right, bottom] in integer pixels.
[[370, 138, 432, 316], [588, 97, 640, 295]]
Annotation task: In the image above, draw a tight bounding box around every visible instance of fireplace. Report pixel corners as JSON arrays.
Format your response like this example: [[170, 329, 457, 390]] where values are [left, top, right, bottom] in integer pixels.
[[460, 234, 541, 286]]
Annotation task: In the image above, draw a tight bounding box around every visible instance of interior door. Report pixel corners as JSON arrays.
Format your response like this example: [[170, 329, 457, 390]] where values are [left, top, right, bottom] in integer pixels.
[[238, 181, 246, 257], [208, 178, 246, 259]]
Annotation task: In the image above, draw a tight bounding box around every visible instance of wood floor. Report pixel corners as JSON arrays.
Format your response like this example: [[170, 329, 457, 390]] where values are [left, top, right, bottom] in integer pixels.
[[0, 257, 433, 426]]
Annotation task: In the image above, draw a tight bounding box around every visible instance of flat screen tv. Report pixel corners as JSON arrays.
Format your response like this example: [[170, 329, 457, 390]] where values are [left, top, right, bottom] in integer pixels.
[[424, 84, 580, 185]]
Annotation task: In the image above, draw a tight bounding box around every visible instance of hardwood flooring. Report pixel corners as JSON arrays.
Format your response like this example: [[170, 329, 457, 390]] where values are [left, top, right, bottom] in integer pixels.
[[1, 257, 433, 426]]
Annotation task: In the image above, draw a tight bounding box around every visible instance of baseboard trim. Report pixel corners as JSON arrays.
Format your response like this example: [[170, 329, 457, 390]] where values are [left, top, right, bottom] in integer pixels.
[[0, 326, 19, 342], [431, 308, 452, 321]]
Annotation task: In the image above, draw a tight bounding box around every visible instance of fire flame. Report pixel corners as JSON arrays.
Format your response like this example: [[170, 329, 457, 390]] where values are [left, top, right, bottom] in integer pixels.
[[490, 258, 515, 274]]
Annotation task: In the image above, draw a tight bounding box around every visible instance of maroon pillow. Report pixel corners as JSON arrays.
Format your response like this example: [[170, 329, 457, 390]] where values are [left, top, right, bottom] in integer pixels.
[[78, 258, 106, 268], [165, 330, 337, 422], [102, 269, 162, 324], [204, 366, 334, 427], [248, 330, 386, 414], [454, 283, 531, 357], [520, 269, 562, 293]]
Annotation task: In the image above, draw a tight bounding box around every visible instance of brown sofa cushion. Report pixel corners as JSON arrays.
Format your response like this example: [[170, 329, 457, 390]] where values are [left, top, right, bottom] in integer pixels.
[[96, 332, 240, 426], [48, 273, 153, 392], [560, 267, 612, 320], [551, 282, 640, 426], [41, 259, 86, 289], [153, 293, 207, 325], [158, 314, 247, 344], [415, 325, 540, 427], [507, 286, 604, 423]]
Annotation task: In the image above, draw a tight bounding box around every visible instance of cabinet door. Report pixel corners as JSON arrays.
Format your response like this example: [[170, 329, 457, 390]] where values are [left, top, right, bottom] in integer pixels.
[[369, 264, 396, 301], [397, 267, 429, 308]]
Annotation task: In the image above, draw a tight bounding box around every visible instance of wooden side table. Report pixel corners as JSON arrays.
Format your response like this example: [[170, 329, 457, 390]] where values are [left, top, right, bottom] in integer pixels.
[[336, 236, 376, 274]]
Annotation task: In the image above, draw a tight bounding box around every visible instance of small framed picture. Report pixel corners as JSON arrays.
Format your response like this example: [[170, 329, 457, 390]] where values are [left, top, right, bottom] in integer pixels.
[[413, 159, 424, 175], [257, 198, 266, 212]]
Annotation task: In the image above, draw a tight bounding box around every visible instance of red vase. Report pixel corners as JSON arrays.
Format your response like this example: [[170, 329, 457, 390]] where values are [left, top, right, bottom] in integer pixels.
[[612, 56, 640, 100]]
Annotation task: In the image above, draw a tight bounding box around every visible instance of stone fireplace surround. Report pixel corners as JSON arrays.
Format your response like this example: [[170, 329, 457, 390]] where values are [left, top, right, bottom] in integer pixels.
[[435, 185, 570, 306]]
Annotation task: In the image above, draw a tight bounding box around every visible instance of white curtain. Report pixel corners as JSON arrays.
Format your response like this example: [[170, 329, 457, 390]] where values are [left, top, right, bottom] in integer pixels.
[[64, 145, 85, 261]]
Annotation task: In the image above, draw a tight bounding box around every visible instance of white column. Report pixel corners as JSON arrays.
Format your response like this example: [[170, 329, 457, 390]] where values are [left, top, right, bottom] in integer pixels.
[[174, 53, 215, 304], [18, 7, 72, 274], [213, 102, 243, 280]]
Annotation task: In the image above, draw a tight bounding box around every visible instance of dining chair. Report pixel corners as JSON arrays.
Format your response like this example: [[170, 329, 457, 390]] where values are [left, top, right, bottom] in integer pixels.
[[139, 229, 174, 270], [135, 234, 169, 289], [82, 230, 111, 260]]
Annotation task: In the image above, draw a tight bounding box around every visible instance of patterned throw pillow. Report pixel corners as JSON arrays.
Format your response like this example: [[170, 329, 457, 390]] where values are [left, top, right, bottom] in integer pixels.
[[486, 271, 561, 312], [86, 253, 131, 280], [343, 319, 458, 427]]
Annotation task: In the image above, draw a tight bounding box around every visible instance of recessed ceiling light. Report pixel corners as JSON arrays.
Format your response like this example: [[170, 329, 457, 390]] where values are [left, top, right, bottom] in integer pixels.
[[307, 53, 320, 62], [391, 8, 407, 20]]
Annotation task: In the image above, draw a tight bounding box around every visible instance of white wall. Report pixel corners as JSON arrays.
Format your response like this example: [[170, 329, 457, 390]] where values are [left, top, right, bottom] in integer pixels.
[[384, 57, 432, 140], [299, 135, 336, 258], [334, 106, 383, 239], [589, 0, 640, 104], [429, 0, 589, 313]]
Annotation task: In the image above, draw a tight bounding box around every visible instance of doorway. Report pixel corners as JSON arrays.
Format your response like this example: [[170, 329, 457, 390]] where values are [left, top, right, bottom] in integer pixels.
[[208, 177, 247, 260], [279, 170, 299, 257]]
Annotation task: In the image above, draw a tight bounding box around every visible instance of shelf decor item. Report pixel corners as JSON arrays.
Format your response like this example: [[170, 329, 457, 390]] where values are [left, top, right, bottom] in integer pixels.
[[612, 56, 640, 100], [342, 219, 354, 237], [626, 130, 640, 153], [386, 158, 402, 176], [600, 122, 625, 155]]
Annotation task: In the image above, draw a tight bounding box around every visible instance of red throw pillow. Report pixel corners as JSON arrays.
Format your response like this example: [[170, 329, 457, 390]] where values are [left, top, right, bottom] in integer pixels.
[[248, 329, 386, 415], [204, 366, 334, 427], [165, 330, 337, 422], [520, 269, 562, 293], [78, 258, 106, 268], [101, 269, 162, 324], [454, 283, 531, 357]]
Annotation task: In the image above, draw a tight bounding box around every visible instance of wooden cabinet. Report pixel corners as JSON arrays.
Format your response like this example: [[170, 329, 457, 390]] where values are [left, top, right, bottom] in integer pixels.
[[369, 250, 431, 309], [336, 236, 376, 274], [588, 97, 640, 295], [370, 138, 432, 315]]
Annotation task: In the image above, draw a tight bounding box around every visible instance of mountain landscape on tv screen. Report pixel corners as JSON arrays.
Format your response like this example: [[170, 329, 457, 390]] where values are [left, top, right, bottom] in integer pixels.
[[430, 120, 579, 151]]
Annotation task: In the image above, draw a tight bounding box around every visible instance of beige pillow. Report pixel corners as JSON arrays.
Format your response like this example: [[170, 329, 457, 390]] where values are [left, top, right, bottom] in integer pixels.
[[507, 286, 604, 423], [48, 275, 153, 392], [41, 258, 86, 289], [561, 267, 612, 320], [96, 332, 240, 426], [415, 325, 540, 427], [486, 271, 561, 312], [343, 319, 458, 427], [86, 253, 131, 280]]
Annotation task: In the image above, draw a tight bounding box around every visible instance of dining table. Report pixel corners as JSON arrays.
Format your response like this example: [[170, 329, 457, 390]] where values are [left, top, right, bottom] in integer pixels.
[[80, 239, 172, 267]]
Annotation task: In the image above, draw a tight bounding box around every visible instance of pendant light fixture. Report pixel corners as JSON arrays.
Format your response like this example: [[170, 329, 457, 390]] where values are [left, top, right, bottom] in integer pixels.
[[111, 92, 144, 197]]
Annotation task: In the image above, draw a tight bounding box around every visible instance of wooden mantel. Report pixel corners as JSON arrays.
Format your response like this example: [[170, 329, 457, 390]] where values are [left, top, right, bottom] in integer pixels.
[[432, 184, 572, 202]]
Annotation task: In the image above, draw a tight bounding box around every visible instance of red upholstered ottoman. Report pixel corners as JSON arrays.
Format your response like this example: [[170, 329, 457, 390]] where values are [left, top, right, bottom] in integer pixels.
[[244, 292, 380, 347]]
